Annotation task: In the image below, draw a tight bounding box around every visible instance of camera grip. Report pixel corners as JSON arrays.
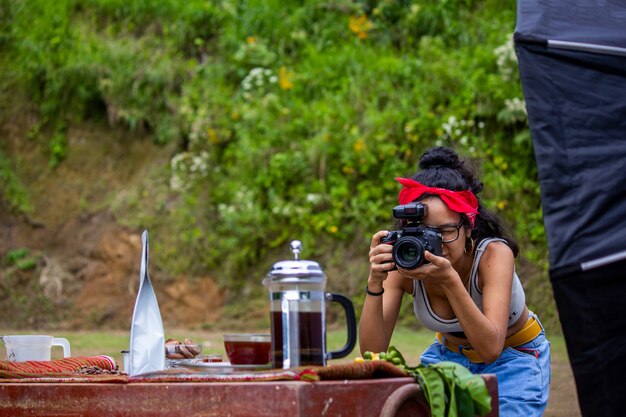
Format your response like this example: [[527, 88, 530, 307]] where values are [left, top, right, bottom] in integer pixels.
[[380, 231, 398, 245]]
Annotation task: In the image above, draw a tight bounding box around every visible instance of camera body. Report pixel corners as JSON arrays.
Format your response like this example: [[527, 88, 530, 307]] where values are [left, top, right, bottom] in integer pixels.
[[380, 202, 443, 269]]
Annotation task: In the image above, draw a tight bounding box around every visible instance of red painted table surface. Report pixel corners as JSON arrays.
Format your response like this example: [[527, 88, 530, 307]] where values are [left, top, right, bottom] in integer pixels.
[[0, 376, 498, 417]]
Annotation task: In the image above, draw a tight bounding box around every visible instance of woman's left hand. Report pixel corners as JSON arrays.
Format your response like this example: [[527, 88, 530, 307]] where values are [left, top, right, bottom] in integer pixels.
[[395, 250, 459, 286]]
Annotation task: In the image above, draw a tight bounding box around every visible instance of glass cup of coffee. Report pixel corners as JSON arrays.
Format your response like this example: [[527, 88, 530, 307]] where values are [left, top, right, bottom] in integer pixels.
[[223, 334, 271, 365]]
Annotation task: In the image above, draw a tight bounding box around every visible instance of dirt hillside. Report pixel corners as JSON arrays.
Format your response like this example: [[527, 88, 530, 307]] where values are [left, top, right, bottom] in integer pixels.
[[0, 109, 224, 330]]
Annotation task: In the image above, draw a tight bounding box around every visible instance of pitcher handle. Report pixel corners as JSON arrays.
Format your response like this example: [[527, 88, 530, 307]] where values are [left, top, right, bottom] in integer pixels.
[[52, 337, 71, 358], [325, 292, 357, 360]]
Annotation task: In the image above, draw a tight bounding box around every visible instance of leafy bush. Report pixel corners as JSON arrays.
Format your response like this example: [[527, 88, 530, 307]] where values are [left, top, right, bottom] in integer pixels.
[[0, 151, 31, 213], [4, 248, 30, 265], [0, 0, 555, 328]]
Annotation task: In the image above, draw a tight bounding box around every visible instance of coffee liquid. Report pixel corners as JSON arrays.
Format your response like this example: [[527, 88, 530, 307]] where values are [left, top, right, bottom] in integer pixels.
[[224, 340, 271, 365], [270, 311, 324, 367]]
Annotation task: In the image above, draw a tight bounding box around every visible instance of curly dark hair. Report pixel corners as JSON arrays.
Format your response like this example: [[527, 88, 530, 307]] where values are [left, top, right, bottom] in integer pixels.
[[401, 146, 519, 257]]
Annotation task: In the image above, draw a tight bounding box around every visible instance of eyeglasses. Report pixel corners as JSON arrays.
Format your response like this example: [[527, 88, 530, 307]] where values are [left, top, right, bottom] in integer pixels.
[[427, 222, 464, 243]]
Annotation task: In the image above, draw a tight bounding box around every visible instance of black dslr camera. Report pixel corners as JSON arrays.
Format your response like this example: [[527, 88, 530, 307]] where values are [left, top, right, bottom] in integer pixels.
[[380, 202, 443, 269]]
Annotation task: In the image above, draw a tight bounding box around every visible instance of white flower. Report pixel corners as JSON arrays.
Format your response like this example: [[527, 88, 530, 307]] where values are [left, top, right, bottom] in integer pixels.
[[494, 35, 518, 80], [240, 67, 278, 99], [505, 97, 527, 115], [169, 174, 186, 192], [306, 193, 321, 203], [170, 152, 188, 170], [169, 151, 210, 192]]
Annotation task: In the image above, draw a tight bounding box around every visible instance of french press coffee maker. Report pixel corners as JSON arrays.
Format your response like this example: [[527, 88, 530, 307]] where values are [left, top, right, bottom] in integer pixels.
[[263, 240, 357, 368]]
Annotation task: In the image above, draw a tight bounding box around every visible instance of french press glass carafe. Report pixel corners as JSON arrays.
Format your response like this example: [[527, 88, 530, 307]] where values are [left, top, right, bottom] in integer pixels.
[[263, 241, 357, 368]]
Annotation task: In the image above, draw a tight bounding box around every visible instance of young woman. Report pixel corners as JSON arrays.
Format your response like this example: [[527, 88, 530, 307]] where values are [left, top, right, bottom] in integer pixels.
[[359, 146, 550, 417]]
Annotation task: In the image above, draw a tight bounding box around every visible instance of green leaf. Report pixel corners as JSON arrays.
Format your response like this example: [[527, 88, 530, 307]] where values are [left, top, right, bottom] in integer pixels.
[[432, 361, 492, 416], [415, 366, 447, 417], [433, 366, 457, 417], [455, 385, 475, 417]]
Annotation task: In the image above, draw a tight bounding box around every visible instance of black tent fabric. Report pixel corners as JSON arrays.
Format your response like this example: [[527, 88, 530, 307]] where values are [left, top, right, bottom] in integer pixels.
[[516, 0, 626, 49], [515, 1, 626, 416], [515, 43, 626, 270]]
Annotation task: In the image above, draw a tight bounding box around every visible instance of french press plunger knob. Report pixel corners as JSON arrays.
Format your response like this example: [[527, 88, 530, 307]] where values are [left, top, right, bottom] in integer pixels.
[[290, 240, 302, 259]]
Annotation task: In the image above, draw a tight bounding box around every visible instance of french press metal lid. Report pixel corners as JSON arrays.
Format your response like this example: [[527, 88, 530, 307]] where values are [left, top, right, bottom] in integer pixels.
[[263, 240, 326, 285]]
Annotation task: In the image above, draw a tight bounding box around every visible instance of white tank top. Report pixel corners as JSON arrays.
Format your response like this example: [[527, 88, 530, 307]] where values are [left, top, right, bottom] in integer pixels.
[[412, 238, 526, 333]]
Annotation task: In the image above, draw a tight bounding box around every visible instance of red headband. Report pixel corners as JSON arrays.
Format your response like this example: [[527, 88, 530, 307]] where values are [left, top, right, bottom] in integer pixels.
[[396, 177, 479, 227]]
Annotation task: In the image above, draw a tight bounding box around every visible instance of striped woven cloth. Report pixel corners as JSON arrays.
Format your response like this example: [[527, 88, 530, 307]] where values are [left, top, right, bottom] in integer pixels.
[[0, 358, 407, 383], [0, 356, 126, 382]]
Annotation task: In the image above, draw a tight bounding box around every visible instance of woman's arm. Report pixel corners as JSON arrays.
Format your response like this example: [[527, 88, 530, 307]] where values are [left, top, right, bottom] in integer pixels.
[[467, 241, 515, 359], [438, 242, 514, 362], [359, 271, 408, 354], [358, 231, 411, 354]]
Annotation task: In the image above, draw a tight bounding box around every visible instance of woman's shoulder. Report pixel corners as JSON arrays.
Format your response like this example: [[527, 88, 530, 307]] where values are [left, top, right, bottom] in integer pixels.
[[475, 238, 515, 289], [478, 238, 514, 264]]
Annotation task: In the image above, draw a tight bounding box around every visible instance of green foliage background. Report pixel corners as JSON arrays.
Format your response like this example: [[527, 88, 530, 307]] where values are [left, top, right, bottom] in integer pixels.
[[0, 0, 557, 330]]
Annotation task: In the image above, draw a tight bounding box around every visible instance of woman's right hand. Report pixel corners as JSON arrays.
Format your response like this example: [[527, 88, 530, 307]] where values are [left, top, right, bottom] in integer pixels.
[[368, 230, 395, 285]]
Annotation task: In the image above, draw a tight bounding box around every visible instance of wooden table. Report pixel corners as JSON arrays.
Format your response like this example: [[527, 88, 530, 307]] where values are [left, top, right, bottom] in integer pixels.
[[0, 376, 498, 417]]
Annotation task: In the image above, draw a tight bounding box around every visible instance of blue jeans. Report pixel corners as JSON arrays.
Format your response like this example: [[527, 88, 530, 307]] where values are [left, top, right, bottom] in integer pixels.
[[419, 313, 551, 417]]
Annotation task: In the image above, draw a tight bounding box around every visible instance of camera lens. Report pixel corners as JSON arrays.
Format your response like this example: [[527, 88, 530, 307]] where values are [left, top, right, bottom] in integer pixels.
[[392, 236, 426, 269], [399, 244, 418, 261]]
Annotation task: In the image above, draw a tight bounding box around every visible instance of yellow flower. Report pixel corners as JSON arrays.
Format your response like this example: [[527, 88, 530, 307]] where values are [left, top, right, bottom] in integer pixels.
[[497, 200, 508, 210], [353, 138, 365, 152], [207, 128, 219, 144], [278, 66, 294, 90], [246, 36, 256, 45], [329, 225, 338, 234], [349, 15, 373, 40]]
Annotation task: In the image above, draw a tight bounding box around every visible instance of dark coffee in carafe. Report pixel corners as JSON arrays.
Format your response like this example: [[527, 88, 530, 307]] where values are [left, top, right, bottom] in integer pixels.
[[270, 311, 324, 366]]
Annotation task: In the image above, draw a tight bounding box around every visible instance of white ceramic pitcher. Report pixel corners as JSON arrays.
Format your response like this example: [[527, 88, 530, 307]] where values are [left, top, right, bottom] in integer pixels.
[[1, 335, 71, 362]]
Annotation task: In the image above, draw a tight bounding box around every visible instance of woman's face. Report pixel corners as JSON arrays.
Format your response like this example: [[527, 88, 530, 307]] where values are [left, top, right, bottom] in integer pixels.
[[420, 196, 471, 265]]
